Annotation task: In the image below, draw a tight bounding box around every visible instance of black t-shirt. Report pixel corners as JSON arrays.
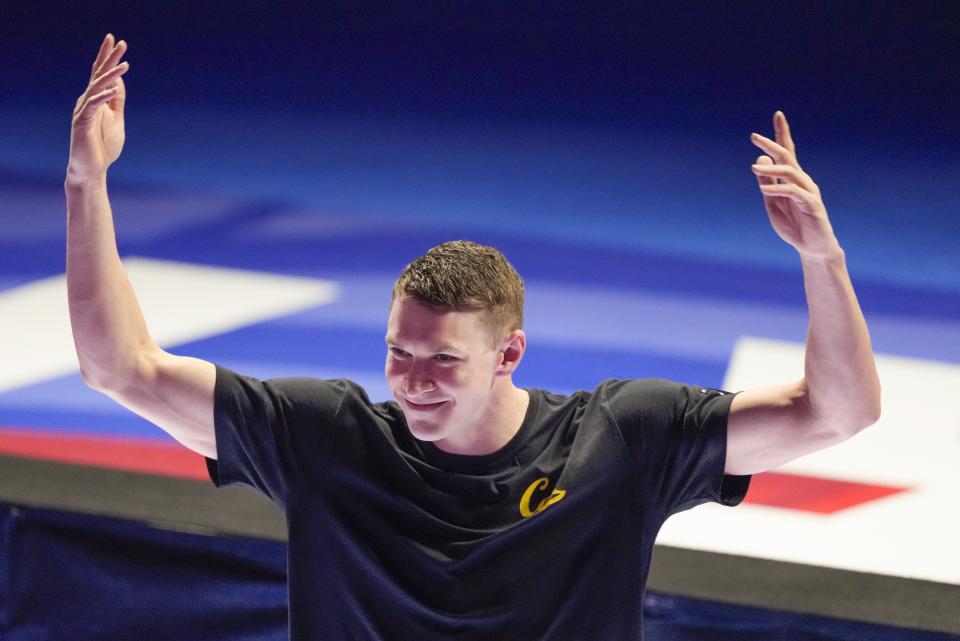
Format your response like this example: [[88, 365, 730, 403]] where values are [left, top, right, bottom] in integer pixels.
[[206, 365, 750, 641]]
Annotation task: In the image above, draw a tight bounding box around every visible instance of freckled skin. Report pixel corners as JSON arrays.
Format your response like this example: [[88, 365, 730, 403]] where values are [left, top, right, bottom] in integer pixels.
[[384, 296, 528, 455]]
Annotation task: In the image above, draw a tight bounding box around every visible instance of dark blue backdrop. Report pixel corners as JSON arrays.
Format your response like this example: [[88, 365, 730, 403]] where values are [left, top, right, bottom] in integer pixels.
[[4, 1, 959, 147]]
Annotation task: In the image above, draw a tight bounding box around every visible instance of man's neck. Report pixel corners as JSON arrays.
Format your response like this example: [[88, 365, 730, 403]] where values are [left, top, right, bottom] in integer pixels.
[[433, 384, 530, 456]]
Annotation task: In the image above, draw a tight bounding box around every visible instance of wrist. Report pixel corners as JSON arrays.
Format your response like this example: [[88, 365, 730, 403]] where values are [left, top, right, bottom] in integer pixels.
[[64, 171, 107, 193], [799, 245, 846, 268]]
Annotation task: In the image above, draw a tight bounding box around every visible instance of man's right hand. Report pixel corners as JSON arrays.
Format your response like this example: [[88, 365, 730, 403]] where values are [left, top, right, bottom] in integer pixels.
[[67, 34, 130, 187]]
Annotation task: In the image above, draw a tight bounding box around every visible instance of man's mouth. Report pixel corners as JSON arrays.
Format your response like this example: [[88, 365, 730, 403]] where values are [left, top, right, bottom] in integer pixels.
[[404, 398, 448, 411]]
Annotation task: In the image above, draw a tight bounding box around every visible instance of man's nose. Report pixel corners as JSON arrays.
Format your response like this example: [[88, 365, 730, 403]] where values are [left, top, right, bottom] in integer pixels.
[[403, 360, 436, 395]]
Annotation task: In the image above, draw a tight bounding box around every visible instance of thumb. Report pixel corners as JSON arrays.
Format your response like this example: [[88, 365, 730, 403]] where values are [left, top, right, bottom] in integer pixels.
[[754, 155, 775, 187]]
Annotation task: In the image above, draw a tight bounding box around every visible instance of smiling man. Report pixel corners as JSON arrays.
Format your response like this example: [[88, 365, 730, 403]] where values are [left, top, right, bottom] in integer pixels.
[[66, 35, 881, 641]]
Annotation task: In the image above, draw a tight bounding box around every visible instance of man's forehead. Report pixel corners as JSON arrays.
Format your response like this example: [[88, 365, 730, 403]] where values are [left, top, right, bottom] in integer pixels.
[[386, 299, 491, 351]]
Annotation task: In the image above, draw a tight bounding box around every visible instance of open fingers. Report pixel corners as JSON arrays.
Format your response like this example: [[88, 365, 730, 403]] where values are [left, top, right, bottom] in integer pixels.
[[752, 161, 816, 193], [95, 39, 127, 80], [88, 62, 130, 96], [75, 63, 128, 116], [750, 132, 799, 169], [90, 34, 115, 81], [774, 111, 797, 160]]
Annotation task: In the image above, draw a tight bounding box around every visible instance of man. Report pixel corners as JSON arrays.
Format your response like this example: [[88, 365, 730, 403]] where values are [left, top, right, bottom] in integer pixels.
[[67, 34, 881, 641]]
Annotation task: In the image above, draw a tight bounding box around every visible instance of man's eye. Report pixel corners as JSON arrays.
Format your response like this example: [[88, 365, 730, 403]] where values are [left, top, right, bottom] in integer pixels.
[[435, 354, 456, 363], [389, 347, 408, 357]]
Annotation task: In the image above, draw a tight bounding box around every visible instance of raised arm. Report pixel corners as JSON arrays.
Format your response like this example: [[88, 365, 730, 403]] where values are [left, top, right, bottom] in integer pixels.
[[66, 34, 217, 459], [724, 111, 881, 476]]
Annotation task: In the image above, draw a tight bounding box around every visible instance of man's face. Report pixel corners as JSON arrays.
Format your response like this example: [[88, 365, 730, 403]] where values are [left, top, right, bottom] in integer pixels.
[[385, 296, 503, 443]]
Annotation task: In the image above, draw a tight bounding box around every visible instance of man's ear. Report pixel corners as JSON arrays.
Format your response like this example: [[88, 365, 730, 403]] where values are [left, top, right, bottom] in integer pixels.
[[496, 330, 526, 377]]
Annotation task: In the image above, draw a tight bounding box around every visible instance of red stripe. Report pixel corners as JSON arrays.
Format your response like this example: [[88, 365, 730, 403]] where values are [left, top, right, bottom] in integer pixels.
[[0, 427, 909, 512], [0, 427, 209, 481], [744, 470, 908, 514]]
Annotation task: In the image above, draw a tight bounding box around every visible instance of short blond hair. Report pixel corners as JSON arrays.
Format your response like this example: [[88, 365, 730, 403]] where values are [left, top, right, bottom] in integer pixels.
[[392, 240, 524, 345]]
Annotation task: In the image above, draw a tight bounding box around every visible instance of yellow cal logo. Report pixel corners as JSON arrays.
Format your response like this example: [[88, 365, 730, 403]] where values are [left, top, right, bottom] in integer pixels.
[[519, 476, 566, 518]]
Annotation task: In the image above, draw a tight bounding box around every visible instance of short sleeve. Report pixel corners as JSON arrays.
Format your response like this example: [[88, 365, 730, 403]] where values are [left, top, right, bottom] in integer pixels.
[[204, 364, 346, 507], [603, 379, 751, 519]]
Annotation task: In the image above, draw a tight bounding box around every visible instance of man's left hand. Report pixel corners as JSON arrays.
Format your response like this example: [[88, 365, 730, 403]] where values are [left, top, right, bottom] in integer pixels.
[[751, 111, 842, 261]]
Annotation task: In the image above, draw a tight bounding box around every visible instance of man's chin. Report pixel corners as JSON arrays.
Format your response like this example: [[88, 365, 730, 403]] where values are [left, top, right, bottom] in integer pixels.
[[402, 411, 444, 436], [406, 423, 447, 443]]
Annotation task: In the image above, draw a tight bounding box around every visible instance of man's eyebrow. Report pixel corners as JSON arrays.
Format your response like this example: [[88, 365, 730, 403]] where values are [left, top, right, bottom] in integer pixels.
[[384, 337, 462, 353]]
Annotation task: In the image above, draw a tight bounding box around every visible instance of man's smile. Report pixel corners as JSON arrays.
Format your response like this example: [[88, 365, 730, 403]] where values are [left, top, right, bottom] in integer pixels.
[[403, 398, 449, 412]]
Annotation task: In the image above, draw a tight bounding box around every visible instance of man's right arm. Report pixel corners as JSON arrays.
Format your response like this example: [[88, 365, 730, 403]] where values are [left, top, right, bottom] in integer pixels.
[[66, 35, 217, 460]]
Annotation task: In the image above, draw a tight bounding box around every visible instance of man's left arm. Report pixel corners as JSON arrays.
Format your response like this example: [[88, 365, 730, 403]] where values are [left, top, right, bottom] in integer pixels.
[[724, 111, 882, 476]]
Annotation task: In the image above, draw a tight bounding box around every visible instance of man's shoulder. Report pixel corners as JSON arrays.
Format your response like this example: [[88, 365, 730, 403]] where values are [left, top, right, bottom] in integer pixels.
[[585, 378, 703, 424], [531, 379, 692, 425], [215, 365, 392, 414], [570, 378, 693, 404], [536, 377, 678, 396]]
